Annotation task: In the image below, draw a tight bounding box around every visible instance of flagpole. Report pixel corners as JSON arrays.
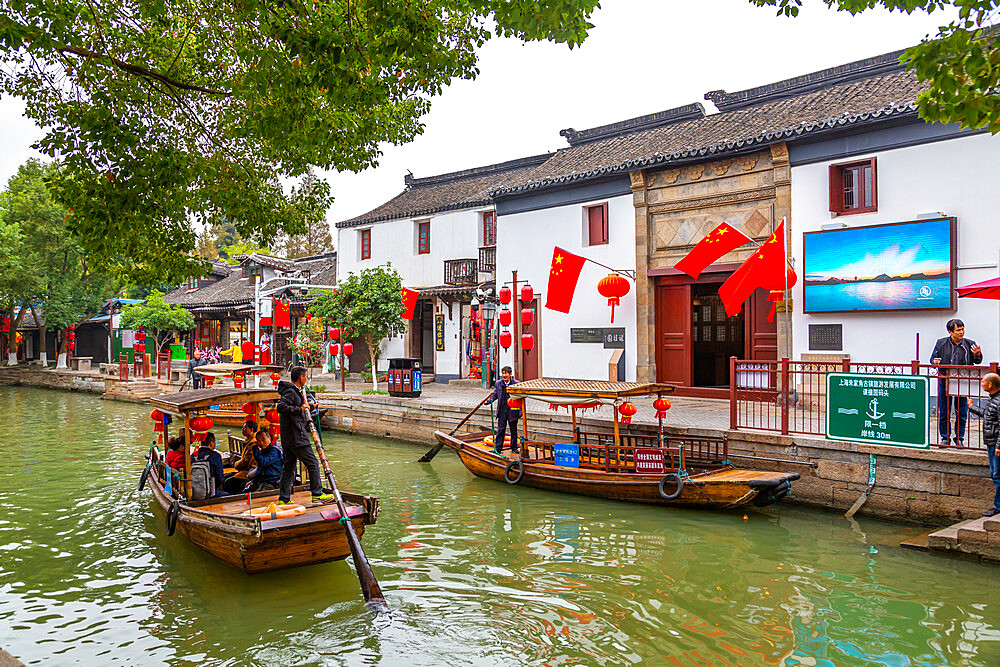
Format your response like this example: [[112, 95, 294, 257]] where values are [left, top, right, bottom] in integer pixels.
[[782, 216, 792, 360]]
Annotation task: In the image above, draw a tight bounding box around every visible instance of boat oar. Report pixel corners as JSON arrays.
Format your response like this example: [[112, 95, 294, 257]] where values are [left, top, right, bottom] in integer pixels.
[[418, 393, 492, 463], [299, 385, 388, 613]]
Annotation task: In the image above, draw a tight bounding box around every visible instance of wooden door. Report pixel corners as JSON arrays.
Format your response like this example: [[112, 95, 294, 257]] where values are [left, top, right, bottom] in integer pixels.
[[654, 284, 691, 386], [519, 298, 540, 381], [746, 288, 777, 361]]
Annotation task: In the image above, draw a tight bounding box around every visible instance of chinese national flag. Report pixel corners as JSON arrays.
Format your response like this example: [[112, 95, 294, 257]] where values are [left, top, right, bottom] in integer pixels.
[[675, 222, 752, 278], [401, 288, 419, 320], [274, 299, 291, 328], [718, 220, 797, 317], [545, 246, 587, 313]]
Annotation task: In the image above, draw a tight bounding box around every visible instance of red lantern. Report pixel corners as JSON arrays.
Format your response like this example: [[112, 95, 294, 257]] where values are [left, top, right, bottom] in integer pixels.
[[190, 416, 214, 433], [343, 342, 354, 355], [329, 342, 340, 356], [329, 327, 340, 340], [268, 423, 281, 437], [242, 403, 255, 416], [66, 331, 76, 341], [270, 372, 280, 387], [498, 286, 512, 305], [154, 422, 164, 432], [520, 332, 534, 352], [134, 342, 144, 353], [499, 330, 512, 349], [507, 397, 523, 410], [520, 309, 533, 326], [150, 409, 164, 421], [191, 431, 206, 442], [135, 329, 146, 342], [520, 283, 534, 304], [618, 402, 637, 425], [653, 398, 671, 419], [498, 308, 512, 327], [306, 313, 312, 322], [266, 408, 280, 424], [597, 273, 631, 324], [206, 375, 215, 387], [68, 323, 75, 330], [233, 372, 245, 388]]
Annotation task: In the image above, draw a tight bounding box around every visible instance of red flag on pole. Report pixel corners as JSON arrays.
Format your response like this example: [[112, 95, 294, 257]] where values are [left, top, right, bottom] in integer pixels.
[[545, 247, 587, 313], [401, 288, 419, 320], [674, 222, 752, 279], [718, 220, 797, 317]]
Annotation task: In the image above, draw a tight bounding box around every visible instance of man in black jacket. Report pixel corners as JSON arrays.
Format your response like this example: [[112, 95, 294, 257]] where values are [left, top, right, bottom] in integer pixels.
[[276, 367, 334, 504], [930, 319, 983, 446], [970, 373, 1000, 517]]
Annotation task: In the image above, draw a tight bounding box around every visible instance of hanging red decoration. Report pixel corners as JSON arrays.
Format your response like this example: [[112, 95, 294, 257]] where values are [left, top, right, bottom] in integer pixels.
[[305, 313, 312, 322], [268, 423, 281, 437], [66, 330, 76, 341], [68, 323, 75, 330], [270, 372, 280, 387], [343, 342, 354, 355], [206, 375, 215, 387], [498, 286, 512, 304], [265, 409, 280, 424], [499, 330, 512, 349], [66, 341, 76, 351], [653, 398, 671, 419], [597, 273, 631, 324], [242, 403, 255, 416], [520, 332, 534, 352], [191, 431, 206, 442], [233, 372, 245, 388], [618, 402, 637, 425], [154, 422, 164, 432], [133, 342, 144, 353], [520, 309, 533, 326], [329, 327, 340, 340], [520, 283, 534, 304], [150, 409, 164, 421], [507, 397, 523, 410], [259, 316, 272, 328], [329, 342, 340, 356], [190, 416, 214, 433], [498, 308, 512, 327]]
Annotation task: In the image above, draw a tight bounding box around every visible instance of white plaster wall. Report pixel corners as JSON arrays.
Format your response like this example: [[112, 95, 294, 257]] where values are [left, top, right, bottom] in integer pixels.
[[433, 300, 464, 379], [495, 193, 637, 381], [790, 132, 1000, 365]]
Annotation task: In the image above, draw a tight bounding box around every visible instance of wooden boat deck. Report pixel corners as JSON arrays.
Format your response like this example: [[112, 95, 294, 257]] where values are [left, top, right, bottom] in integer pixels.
[[196, 489, 367, 532]]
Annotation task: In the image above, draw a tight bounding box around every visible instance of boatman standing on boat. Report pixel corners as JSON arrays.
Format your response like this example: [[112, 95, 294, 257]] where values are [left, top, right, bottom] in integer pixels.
[[276, 367, 334, 505], [486, 366, 521, 456]]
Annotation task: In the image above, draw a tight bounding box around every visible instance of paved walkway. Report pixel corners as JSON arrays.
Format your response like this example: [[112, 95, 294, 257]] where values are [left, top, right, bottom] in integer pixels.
[[309, 374, 731, 432]]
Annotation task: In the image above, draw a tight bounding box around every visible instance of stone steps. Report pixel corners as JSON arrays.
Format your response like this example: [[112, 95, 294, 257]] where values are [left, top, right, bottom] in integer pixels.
[[922, 515, 1000, 560]]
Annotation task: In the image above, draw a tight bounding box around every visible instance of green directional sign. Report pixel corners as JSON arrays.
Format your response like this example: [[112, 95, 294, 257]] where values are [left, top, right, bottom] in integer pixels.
[[826, 373, 929, 448]]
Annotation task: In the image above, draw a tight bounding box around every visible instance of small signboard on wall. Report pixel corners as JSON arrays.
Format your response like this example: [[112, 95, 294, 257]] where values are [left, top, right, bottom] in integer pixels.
[[434, 314, 445, 351], [554, 443, 580, 468], [570, 327, 625, 349], [826, 373, 929, 448]]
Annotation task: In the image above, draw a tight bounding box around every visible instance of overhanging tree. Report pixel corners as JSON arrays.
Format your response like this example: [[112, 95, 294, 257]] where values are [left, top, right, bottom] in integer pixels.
[[118, 290, 195, 357], [309, 264, 405, 391], [751, 1, 1000, 133], [0, 1, 600, 283]]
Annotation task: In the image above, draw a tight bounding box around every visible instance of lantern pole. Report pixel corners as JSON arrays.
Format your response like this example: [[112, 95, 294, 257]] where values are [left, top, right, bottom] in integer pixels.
[[657, 392, 663, 442], [340, 332, 345, 393], [571, 405, 578, 443], [612, 402, 620, 446], [512, 269, 519, 381]]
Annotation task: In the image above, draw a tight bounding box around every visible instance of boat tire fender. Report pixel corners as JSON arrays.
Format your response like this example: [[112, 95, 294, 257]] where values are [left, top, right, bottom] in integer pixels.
[[166, 500, 181, 537], [658, 473, 684, 500], [504, 459, 524, 485], [138, 465, 151, 492]]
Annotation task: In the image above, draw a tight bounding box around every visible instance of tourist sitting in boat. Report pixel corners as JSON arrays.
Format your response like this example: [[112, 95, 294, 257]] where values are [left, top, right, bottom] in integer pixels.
[[485, 366, 521, 455], [223, 421, 258, 494], [195, 432, 228, 498], [246, 428, 283, 493], [164, 436, 185, 470]]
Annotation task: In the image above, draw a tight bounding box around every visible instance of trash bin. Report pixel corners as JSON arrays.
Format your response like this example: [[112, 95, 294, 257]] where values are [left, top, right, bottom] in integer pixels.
[[388, 358, 422, 398]]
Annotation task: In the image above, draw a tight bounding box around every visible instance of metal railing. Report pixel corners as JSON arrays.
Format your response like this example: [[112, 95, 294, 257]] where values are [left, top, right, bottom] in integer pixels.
[[444, 258, 478, 285], [730, 356, 998, 450], [156, 353, 172, 381], [478, 245, 496, 273]]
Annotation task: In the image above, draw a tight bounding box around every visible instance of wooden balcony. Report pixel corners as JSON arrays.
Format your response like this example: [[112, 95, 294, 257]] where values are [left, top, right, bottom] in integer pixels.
[[478, 245, 496, 273], [444, 258, 478, 285]]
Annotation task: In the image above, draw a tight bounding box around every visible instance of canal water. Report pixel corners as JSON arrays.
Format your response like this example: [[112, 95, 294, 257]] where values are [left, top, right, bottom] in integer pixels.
[[2, 387, 1000, 665]]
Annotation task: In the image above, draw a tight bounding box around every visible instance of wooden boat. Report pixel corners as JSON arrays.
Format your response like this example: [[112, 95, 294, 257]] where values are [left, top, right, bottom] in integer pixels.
[[192, 364, 284, 426], [433, 379, 798, 509], [141, 388, 380, 573]]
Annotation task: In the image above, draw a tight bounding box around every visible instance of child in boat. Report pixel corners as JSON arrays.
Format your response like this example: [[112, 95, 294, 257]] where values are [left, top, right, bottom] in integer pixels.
[[164, 436, 185, 469], [223, 421, 258, 494], [195, 432, 228, 498], [246, 428, 283, 493]]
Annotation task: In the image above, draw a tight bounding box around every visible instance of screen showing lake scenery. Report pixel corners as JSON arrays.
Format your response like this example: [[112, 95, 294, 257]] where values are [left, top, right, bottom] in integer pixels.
[[803, 218, 955, 313]]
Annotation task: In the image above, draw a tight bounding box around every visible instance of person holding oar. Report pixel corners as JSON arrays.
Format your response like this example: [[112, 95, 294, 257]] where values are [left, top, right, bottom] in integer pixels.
[[276, 366, 334, 505], [486, 366, 520, 456]]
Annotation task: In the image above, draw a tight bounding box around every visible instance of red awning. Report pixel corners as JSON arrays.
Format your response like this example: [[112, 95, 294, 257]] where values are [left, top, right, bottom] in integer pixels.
[[957, 276, 1000, 300]]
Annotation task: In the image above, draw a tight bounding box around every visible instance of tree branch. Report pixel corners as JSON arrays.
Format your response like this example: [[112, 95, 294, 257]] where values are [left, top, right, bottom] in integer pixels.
[[59, 45, 232, 96]]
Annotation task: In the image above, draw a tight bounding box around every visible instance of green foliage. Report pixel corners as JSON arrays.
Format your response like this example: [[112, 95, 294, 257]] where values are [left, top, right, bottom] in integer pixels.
[[280, 171, 334, 259], [0, 158, 114, 354], [749, 1, 1000, 133], [309, 264, 405, 389], [119, 290, 195, 353], [0, 0, 600, 282], [288, 317, 326, 368], [218, 239, 274, 265]]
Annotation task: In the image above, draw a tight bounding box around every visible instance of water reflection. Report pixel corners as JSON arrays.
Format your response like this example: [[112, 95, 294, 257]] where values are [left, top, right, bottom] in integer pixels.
[[1, 388, 1000, 665]]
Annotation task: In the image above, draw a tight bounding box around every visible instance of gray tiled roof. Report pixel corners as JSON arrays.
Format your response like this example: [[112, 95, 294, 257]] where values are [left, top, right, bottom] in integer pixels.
[[492, 52, 923, 196], [335, 153, 552, 228]]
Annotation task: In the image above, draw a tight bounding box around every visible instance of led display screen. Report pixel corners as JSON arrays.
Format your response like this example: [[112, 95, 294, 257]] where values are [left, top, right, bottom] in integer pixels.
[[803, 218, 955, 313]]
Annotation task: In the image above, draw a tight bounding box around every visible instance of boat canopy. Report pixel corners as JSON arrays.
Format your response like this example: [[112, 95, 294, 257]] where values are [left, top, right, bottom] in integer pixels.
[[507, 379, 675, 406], [194, 363, 284, 377], [149, 388, 280, 416]]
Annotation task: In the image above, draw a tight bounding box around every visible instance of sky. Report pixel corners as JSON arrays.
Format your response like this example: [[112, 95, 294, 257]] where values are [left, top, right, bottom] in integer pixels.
[[0, 1, 955, 242]]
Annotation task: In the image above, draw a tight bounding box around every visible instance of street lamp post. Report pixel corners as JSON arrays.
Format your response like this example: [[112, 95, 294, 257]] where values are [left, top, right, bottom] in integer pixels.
[[253, 276, 336, 386]]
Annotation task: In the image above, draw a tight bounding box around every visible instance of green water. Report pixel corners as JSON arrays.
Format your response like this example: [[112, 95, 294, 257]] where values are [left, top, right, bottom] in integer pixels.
[[2, 387, 1000, 665]]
